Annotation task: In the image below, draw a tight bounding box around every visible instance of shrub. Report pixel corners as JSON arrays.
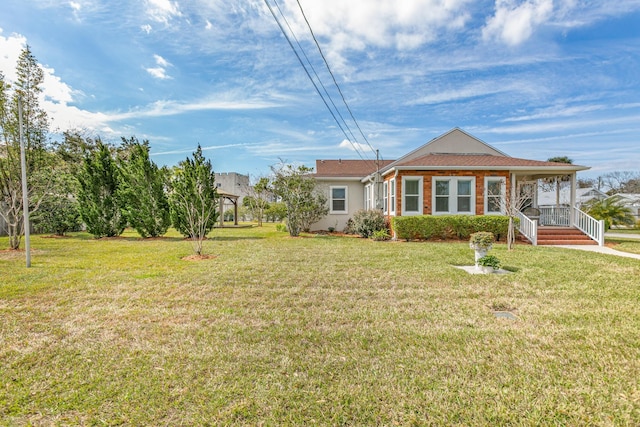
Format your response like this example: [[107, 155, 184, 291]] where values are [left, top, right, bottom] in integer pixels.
[[470, 231, 495, 249], [275, 223, 287, 232], [477, 254, 501, 269], [392, 215, 512, 242], [343, 218, 355, 234], [351, 209, 386, 238], [371, 229, 391, 241]]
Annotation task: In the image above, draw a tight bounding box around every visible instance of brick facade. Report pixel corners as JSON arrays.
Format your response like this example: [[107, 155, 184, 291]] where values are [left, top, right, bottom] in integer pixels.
[[387, 170, 510, 216]]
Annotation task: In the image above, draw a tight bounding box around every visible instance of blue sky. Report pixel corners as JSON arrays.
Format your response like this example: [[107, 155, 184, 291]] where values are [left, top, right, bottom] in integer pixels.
[[1, 0, 639, 179]]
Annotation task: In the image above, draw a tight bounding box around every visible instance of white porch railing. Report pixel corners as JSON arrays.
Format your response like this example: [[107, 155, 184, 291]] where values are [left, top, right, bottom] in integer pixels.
[[539, 207, 571, 226], [573, 207, 605, 246], [516, 210, 537, 245]]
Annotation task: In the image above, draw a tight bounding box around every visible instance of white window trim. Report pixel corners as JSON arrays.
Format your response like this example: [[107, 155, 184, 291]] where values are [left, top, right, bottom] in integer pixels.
[[484, 176, 506, 215], [402, 176, 423, 216], [389, 178, 396, 215], [383, 181, 388, 215], [432, 176, 476, 215], [330, 185, 348, 214]]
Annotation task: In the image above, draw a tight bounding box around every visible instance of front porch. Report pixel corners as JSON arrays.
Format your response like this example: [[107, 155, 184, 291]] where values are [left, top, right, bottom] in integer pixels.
[[516, 206, 605, 246], [510, 171, 605, 246]]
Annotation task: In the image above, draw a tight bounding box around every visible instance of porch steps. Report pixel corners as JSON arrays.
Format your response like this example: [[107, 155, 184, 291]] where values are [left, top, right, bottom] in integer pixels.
[[536, 227, 597, 245]]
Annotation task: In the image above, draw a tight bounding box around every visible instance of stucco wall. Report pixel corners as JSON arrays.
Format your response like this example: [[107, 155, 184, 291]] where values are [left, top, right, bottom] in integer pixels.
[[312, 180, 365, 231]]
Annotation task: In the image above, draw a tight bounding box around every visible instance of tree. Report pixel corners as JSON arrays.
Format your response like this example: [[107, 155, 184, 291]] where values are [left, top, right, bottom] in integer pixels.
[[585, 197, 635, 230], [31, 193, 81, 236], [242, 176, 271, 226], [270, 162, 328, 237], [265, 201, 287, 222], [601, 171, 640, 195], [117, 137, 170, 237], [77, 140, 126, 238], [0, 46, 51, 249], [168, 145, 218, 255]]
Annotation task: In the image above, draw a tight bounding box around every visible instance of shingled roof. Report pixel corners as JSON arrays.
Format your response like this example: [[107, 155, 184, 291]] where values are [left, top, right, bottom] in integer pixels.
[[314, 159, 395, 178], [390, 153, 585, 169]]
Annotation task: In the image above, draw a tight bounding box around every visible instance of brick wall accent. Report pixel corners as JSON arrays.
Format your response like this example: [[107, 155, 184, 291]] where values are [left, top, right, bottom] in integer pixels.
[[384, 170, 510, 217]]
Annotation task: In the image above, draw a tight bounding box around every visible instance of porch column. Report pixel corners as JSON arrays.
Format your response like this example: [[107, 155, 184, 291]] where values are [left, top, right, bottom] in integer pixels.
[[510, 173, 517, 212], [570, 172, 577, 226], [234, 200, 238, 225]]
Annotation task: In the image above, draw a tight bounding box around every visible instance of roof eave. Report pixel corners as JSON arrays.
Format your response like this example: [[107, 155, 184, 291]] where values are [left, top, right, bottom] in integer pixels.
[[382, 165, 590, 174]]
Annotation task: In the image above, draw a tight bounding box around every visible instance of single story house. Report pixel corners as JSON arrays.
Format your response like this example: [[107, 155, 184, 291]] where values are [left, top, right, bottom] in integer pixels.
[[313, 128, 604, 245]]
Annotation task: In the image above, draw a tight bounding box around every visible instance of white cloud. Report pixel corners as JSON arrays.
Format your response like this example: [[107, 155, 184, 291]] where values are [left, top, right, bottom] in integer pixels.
[[339, 139, 369, 152], [278, 0, 472, 70], [145, 54, 172, 79], [141, 24, 153, 34], [145, 67, 170, 80], [145, 0, 182, 24], [153, 54, 171, 68], [0, 30, 26, 82], [482, 0, 554, 46]]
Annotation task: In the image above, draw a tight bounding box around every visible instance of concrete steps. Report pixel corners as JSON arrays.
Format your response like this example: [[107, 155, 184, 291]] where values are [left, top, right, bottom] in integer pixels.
[[536, 227, 597, 245]]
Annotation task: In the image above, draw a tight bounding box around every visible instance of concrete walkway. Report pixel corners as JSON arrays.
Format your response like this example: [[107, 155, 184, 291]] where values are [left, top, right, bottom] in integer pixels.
[[605, 232, 640, 240], [556, 244, 640, 260]]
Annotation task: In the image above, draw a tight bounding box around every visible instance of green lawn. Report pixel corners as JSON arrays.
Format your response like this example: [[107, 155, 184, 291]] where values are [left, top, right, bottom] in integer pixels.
[[1, 225, 639, 425]]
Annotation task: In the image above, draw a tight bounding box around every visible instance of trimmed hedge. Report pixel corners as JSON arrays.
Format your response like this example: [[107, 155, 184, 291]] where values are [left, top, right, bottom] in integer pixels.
[[392, 215, 517, 241]]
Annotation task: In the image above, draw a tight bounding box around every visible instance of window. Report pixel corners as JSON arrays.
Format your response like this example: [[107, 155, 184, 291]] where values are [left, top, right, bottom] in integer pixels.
[[485, 177, 506, 214], [432, 177, 475, 215], [383, 181, 388, 215], [330, 186, 347, 213], [389, 179, 396, 215], [402, 177, 423, 215]]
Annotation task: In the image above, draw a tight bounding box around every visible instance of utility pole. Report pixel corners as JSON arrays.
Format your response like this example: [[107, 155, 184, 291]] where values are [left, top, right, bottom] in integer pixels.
[[18, 96, 31, 268]]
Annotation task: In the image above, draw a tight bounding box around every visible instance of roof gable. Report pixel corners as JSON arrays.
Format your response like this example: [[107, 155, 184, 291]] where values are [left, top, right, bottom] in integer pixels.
[[383, 128, 507, 172]]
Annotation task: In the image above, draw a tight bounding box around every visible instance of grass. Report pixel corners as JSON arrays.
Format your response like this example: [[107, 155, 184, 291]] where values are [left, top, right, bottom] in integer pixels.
[[1, 225, 639, 425]]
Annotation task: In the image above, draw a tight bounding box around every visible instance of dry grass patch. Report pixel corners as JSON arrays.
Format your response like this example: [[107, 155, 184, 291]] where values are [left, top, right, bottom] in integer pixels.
[[1, 226, 639, 425]]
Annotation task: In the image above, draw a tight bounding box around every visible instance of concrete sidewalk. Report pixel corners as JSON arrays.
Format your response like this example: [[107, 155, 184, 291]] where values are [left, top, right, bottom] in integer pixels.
[[605, 232, 640, 240], [556, 244, 640, 260]]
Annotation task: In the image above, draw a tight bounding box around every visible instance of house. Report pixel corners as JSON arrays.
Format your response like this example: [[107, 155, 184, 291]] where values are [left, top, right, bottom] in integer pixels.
[[606, 193, 640, 221], [537, 186, 607, 208], [313, 128, 604, 245]]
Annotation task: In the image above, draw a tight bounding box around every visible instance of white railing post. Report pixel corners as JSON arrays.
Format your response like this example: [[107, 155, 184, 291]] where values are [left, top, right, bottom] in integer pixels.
[[598, 220, 605, 247], [516, 210, 537, 245]]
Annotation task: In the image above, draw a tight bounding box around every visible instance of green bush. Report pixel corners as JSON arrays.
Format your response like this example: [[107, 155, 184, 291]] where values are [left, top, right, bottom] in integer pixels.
[[351, 209, 387, 238], [392, 215, 513, 242], [371, 229, 391, 241]]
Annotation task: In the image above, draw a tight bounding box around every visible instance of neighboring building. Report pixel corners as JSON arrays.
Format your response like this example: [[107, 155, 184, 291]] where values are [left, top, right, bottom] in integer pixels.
[[313, 128, 590, 232], [215, 172, 249, 204], [537, 186, 607, 208], [214, 172, 250, 225], [607, 193, 640, 221]]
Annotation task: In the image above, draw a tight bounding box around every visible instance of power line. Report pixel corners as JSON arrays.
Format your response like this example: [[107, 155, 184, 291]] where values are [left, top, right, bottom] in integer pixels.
[[294, 0, 379, 159], [270, 0, 362, 150], [263, 0, 377, 167]]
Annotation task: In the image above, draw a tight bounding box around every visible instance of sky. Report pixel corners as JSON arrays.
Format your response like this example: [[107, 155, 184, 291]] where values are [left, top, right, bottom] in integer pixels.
[[1, 0, 639, 179]]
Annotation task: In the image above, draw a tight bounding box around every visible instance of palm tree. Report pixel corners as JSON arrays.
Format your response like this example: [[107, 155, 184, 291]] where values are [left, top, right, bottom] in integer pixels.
[[586, 197, 635, 230]]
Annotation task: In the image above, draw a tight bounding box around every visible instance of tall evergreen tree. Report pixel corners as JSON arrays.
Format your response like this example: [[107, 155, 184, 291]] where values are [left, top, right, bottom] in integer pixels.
[[117, 137, 170, 237], [0, 46, 51, 249], [169, 145, 218, 255], [77, 140, 126, 238]]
